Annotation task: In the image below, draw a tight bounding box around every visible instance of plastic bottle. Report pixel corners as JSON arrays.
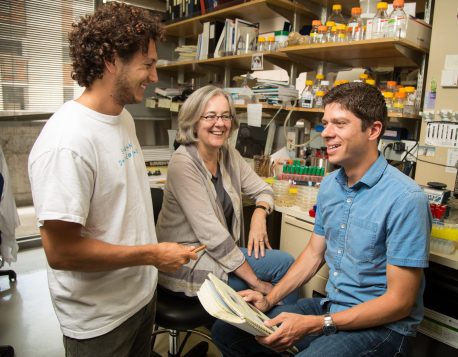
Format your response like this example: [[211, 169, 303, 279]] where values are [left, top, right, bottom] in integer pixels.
[[314, 90, 325, 108], [266, 35, 276, 52], [393, 91, 406, 113], [371, 2, 389, 39], [347, 7, 363, 41], [383, 91, 394, 111], [325, 21, 336, 42], [366, 79, 376, 86], [387, 0, 407, 39], [313, 74, 324, 95], [316, 25, 328, 44], [320, 80, 330, 95], [310, 20, 322, 42], [335, 24, 347, 42], [300, 80, 314, 108], [386, 80, 397, 93], [257, 36, 265, 52], [403, 86, 416, 115], [328, 4, 346, 27]]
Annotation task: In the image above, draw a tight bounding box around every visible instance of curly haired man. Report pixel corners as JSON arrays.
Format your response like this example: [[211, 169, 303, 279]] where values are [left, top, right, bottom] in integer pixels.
[[28, 3, 197, 356]]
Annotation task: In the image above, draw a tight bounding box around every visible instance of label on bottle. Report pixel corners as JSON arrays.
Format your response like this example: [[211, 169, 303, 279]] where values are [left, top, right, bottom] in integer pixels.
[[301, 93, 313, 108]]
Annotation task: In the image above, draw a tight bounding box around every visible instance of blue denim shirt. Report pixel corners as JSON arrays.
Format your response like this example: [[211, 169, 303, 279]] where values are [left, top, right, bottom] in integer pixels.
[[314, 154, 431, 336]]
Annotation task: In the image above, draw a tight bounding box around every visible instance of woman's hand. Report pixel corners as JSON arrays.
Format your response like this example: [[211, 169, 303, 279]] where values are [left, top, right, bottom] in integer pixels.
[[247, 207, 272, 259]]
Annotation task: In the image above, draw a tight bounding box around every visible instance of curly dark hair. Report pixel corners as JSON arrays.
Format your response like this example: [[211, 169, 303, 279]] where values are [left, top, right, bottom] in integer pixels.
[[323, 82, 388, 140], [68, 2, 165, 88]]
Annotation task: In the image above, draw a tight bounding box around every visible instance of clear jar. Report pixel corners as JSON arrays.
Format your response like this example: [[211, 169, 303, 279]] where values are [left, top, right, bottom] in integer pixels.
[[256, 36, 265, 52], [403, 86, 417, 115], [392, 91, 406, 113], [383, 91, 394, 111], [266, 35, 277, 51], [335, 24, 347, 42], [310, 20, 322, 43], [275, 30, 289, 49], [314, 25, 328, 44], [315, 90, 325, 108], [325, 21, 336, 42]]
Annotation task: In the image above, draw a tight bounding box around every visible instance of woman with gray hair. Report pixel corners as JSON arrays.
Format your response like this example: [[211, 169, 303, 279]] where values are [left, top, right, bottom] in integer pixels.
[[156, 85, 298, 303]]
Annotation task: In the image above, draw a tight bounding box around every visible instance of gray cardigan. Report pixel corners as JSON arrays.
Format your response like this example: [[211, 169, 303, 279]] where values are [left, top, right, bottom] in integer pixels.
[[156, 144, 274, 296]]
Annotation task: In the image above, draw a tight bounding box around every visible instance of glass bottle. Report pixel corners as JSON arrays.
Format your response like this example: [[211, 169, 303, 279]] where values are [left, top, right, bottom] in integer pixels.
[[335, 24, 347, 42], [403, 86, 416, 115], [387, 0, 407, 38], [313, 74, 325, 95], [300, 80, 314, 108], [320, 80, 330, 95], [315, 90, 325, 108], [266, 35, 276, 52], [310, 20, 322, 43], [371, 2, 389, 39], [325, 21, 336, 42], [347, 7, 363, 41], [393, 91, 406, 113], [386, 80, 397, 93], [257, 36, 265, 52], [383, 91, 394, 111], [328, 4, 346, 27], [316, 25, 328, 44]]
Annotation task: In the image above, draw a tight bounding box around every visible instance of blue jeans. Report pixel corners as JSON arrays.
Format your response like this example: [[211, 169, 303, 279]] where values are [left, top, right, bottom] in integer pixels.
[[228, 248, 299, 305], [212, 298, 413, 357]]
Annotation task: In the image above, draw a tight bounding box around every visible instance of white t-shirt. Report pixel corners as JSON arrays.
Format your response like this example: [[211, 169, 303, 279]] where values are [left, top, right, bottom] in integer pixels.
[[28, 101, 157, 339]]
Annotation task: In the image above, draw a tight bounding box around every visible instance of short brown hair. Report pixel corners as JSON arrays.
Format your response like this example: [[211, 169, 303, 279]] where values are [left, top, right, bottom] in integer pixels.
[[69, 2, 164, 88], [323, 82, 388, 140]]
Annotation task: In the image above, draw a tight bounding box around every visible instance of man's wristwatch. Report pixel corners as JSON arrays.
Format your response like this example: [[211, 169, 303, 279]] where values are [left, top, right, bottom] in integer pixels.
[[322, 313, 337, 335]]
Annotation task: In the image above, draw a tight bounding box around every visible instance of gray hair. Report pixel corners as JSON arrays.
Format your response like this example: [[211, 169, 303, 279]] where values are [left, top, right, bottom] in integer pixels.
[[176, 85, 239, 144]]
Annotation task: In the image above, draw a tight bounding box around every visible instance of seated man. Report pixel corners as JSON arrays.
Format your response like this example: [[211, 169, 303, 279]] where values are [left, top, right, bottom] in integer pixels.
[[212, 82, 431, 357]]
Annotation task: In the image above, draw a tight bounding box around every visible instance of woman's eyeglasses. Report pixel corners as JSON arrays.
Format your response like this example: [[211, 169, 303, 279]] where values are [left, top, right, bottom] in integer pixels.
[[200, 114, 233, 122]]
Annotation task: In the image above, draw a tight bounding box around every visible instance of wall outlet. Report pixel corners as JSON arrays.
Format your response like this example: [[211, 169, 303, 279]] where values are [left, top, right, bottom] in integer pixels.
[[379, 139, 418, 161]]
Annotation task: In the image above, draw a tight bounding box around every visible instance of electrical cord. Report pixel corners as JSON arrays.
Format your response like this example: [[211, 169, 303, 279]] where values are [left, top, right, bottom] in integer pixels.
[[416, 157, 457, 168]]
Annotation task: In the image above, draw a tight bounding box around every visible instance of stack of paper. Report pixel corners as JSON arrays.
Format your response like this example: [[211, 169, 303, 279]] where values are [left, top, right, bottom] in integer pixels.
[[175, 45, 198, 61]]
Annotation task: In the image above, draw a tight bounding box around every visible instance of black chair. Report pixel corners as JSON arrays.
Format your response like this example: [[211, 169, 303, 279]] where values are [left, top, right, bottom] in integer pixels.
[[150, 188, 221, 357]]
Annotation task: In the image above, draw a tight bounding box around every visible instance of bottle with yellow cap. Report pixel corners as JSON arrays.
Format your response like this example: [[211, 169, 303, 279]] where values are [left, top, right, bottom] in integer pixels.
[[383, 91, 394, 111], [314, 90, 325, 109], [359, 73, 369, 83], [256, 36, 265, 52], [366, 79, 376, 86], [325, 21, 336, 42], [371, 2, 389, 39], [266, 35, 277, 52], [313, 73, 325, 96], [300, 80, 314, 108], [335, 24, 347, 42], [328, 4, 346, 27]]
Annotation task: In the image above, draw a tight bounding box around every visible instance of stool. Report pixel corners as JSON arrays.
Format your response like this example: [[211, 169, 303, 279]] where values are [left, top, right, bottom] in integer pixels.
[[151, 285, 221, 357]]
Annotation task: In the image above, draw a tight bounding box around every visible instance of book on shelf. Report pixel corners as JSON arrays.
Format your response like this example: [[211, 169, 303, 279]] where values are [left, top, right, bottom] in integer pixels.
[[154, 87, 182, 98], [233, 18, 259, 55], [197, 273, 298, 355], [208, 20, 225, 58]]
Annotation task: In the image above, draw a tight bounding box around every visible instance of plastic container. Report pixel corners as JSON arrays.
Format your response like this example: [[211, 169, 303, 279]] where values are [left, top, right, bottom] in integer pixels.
[[314, 90, 325, 108], [266, 35, 277, 52], [335, 24, 347, 42], [383, 91, 394, 111], [392, 91, 406, 113], [403, 86, 417, 115], [320, 80, 330, 94], [272, 180, 293, 207], [256, 36, 265, 52], [296, 185, 319, 211], [325, 21, 336, 42], [328, 4, 346, 26], [387, 0, 407, 38], [347, 7, 363, 41], [300, 80, 314, 108], [275, 30, 289, 49], [370, 1, 389, 39], [310, 20, 322, 42], [430, 237, 456, 255]]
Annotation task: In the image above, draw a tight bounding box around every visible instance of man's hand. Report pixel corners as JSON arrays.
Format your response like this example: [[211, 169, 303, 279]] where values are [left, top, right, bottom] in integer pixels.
[[154, 243, 197, 273], [257, 313, 322, 353], [239, 289, 272, 312], [247, 209, 271, 259]]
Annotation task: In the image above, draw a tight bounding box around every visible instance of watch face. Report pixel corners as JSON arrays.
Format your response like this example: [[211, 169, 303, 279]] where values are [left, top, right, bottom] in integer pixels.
[[323, 324, 337, 336]]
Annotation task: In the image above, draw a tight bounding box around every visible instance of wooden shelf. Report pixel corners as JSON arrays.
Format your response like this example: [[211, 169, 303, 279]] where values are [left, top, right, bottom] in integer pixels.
[[157, 52, 290, 73], [280, 38, 429, 69], [234, 103, 421, 119], [163, 0, 315, 38]]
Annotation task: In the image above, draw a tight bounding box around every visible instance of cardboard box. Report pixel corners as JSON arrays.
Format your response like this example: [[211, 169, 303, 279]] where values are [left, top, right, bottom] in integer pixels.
[[404, 16, 432, 50]]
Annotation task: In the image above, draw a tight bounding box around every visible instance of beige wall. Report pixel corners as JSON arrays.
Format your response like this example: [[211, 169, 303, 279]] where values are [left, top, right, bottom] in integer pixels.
[[415, 0, 458, 190]]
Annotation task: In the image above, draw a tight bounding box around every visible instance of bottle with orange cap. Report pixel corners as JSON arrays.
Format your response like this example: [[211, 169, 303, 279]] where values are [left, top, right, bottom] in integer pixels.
[[310, 20, 322, 43], [386, 80, 397, 93], [316, 25, 328, 44], [347, 7, 363, 41], [388, 0, 407, 38]]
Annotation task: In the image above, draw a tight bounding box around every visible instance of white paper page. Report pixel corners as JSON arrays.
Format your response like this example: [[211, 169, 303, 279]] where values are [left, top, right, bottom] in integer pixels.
[[247, 103, 262, 127]]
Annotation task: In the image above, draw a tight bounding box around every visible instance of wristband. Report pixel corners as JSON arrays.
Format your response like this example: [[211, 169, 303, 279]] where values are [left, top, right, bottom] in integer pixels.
[[255, 205, 270, 215]]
